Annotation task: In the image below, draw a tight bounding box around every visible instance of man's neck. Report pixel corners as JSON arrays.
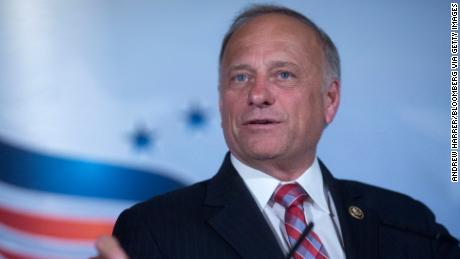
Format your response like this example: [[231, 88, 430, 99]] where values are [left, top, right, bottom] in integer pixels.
[[231, 151, 316, 181]]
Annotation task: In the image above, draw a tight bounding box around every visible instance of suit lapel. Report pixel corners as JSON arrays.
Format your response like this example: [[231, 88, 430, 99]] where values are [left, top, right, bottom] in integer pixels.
[[205, 153, 285, 259], [319, 160, 379, 259]]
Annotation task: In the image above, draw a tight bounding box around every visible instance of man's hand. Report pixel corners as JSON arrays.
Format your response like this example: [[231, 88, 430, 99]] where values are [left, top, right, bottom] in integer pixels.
[[90, 235, 129, 259]]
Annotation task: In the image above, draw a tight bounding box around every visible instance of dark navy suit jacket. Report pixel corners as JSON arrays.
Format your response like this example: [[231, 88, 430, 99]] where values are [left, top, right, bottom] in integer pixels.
[[113, 154, 460, 258]]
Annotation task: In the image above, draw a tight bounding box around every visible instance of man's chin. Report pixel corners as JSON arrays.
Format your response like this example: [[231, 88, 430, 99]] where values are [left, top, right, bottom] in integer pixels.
[[242, 148, 283, 161]]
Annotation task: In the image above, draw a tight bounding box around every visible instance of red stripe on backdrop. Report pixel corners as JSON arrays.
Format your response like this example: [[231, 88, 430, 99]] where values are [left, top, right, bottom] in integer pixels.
[[0, 206, 114, 240]]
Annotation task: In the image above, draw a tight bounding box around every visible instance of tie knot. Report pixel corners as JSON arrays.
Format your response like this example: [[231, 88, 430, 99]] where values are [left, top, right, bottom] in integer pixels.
[[272, 183, 308, 208]]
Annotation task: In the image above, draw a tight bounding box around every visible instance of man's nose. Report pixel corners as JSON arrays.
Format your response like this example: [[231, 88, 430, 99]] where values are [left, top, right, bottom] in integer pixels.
[[247, 78, 275, 107]]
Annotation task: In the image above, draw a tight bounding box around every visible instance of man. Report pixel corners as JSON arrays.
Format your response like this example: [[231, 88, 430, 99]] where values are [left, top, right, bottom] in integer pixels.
[[95, 4, 460, 259]]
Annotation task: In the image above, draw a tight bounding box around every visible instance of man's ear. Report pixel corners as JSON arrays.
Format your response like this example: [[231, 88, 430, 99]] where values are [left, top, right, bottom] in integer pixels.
[[323, 79, 340, 125]]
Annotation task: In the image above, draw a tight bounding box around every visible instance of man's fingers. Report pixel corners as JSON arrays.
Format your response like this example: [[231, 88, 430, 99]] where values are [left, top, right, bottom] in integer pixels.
[[93, 235, 129, 259]]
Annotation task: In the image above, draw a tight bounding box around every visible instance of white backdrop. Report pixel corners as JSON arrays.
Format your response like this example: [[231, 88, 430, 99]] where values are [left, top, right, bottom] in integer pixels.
[[0, 0, 457, 256]]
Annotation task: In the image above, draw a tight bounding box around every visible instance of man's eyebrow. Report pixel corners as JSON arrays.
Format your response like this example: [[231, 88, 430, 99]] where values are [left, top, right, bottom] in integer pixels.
[[227, 61, 298, 72], [227, 64, 255, 72], [228, 64, 256, 73], [268, 61, 298, 69]]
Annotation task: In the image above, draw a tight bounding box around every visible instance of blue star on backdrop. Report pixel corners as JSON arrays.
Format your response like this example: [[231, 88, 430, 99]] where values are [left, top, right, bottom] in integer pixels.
[[127, 103, 208, 154], [185, 105, 208, 129], [130, 126, 155, 152]]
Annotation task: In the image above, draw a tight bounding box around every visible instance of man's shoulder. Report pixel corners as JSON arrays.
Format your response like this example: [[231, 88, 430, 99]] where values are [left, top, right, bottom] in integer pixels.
[[335, 178, 460, 255], [320, 161, 432, 218], [113, 178, 215, 239], [339, 179, 425, 206], [337, 179, 439, 233], [126, 179, 211, 216], [338, 179, 431, 213]]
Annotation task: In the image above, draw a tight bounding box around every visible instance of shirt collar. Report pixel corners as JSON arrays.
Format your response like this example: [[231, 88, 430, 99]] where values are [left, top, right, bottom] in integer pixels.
[[231, 154, 330, 214]]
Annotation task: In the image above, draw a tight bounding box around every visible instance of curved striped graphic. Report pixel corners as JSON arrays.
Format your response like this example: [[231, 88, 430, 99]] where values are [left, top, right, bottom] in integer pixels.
[[0, 139, 189, 258], [0, 140, 185, 200]]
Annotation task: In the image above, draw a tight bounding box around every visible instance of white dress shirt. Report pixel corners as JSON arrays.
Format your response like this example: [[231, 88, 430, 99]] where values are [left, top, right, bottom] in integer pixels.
[[231, 154, 346, 259]]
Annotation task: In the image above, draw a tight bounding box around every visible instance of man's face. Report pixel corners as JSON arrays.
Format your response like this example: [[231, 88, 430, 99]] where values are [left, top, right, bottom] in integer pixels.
[[219, 14, 339, 175]]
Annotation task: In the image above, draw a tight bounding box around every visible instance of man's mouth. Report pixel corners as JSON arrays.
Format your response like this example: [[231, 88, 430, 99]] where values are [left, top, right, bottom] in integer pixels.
[[243, 119, 281, 126]]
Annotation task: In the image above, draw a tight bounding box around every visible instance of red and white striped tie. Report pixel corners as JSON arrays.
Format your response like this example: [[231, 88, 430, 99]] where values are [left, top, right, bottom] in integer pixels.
[[273, 183, 329, 259]]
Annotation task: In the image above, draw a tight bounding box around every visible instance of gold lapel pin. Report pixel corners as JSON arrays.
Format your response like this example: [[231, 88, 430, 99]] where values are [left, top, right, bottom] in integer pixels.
[[348, 205, 364, 220]]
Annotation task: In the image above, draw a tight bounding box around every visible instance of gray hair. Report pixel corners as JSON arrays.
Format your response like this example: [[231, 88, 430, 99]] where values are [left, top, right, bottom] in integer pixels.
[[218, 4, 341, 84]]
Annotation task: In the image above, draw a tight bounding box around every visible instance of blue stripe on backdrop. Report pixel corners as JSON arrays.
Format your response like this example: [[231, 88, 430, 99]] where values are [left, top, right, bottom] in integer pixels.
[[0, 140, 185, 201]]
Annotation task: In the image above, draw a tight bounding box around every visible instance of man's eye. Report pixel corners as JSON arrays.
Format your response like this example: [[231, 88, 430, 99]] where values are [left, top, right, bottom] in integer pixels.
[[278, 71, 292, 80], [234, 74, 248, 82]]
